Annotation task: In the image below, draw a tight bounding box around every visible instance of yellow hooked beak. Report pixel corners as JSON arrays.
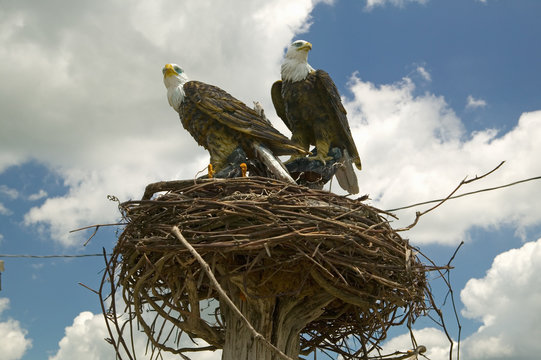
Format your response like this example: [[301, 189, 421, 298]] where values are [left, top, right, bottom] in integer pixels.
[[298, 42, 312, 51], [163, 64, 178, 78]]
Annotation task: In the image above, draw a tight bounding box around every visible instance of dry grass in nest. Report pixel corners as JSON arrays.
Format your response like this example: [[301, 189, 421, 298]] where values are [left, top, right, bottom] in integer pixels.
[[102, 176, 438, 359]]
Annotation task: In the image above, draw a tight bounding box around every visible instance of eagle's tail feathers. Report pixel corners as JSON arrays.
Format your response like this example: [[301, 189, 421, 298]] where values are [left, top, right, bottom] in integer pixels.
[[252, 143, 296, 184], [334, 148, 360, 194]]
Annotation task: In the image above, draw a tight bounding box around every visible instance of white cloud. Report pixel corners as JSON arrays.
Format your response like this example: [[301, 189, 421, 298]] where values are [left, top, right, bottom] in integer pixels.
[[0, 298, 33, 360], [416, 66, 431, 82], [0, 0, 328, 246], [365, 0, 429, 11], [0, 185, 19, 199], [2, 0, 541, 250], [383, 239, 541, 359], [28, 189, 48, 201], [380, 327, 456, 360], [460, 238, 541, 359], [49, 310, 221, 360], [466, 95, 487, 109], [0, 202, 12, 216], [344, 73, 541, 244], [49, 311, 118, 360], [0, 298, 9, 313]]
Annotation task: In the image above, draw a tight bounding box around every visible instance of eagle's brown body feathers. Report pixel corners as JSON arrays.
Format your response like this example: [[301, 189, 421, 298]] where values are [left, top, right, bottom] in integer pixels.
[[271, 70, 361, 170], [180, 81, 307, 171]]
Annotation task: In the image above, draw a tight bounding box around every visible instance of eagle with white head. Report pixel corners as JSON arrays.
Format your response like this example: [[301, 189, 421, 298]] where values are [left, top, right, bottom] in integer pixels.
[[271, 40, 362, 194], [162, 64, 307, 182]]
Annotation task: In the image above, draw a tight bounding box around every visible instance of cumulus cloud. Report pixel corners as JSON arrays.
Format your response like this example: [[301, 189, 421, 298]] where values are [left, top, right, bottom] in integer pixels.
[[0, 0, 328, 246], [365, 0, 429, 11], [3, 0, 541, 250], [28, 189, 48, 201], [0, 185, 19, 199], [0, 298, 8, 313], [416, 66, 431, 82], [466, 95, 487, 109], [49, 310, 221, 360], [48, 311, 111, 360], [460, 238, 541, 359], [380, 327, 455, 360], [343, 74, 541, 244], [383, 240, 541, 358], [0, 298, 33, 360], [0, 203, 12, 216]]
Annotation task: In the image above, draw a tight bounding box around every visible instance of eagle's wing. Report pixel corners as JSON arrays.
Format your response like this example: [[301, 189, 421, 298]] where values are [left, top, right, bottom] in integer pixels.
[[314, 70, 362, 170], [271, 80, 293, 131], [184, 81, 305, 155]]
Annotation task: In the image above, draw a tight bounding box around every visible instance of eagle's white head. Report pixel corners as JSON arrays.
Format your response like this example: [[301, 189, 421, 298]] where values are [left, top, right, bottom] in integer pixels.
[[281, 40, 315, 82], [162, 63, 189, 112]]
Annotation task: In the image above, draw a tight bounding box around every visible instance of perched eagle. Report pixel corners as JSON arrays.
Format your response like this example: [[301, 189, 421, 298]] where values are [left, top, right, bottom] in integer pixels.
[[162, 64, 307, 182], [271, 40, 362, 194]]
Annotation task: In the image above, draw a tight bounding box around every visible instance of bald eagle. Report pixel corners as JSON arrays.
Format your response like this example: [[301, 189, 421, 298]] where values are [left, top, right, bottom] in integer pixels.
[[162, 64, 307, 182], [271, 40, 362, 194]]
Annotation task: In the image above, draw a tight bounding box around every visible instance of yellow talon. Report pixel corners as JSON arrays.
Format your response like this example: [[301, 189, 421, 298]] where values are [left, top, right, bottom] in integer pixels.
[[208, 164, 215, 178], [240, 163, 247, 177]]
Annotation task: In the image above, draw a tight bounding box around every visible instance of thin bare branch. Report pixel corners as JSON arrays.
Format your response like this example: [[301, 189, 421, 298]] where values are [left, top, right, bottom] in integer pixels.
[[389, 165, 541, 213], [395, 162, 506, 231]]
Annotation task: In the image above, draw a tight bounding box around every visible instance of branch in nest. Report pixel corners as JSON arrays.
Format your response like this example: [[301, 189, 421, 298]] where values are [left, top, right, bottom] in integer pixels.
[[171, 226, 295, 360]]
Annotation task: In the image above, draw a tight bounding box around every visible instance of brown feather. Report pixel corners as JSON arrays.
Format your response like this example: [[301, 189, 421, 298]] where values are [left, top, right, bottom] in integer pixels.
[[179, 81, 307, 171], [274, 70, 362, 171], [271, 81, 290, 130]]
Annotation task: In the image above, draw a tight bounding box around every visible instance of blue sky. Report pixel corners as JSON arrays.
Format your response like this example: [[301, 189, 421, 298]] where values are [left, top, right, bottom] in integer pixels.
[[308, 0, 541, 132], [1, 0, 541, 359]]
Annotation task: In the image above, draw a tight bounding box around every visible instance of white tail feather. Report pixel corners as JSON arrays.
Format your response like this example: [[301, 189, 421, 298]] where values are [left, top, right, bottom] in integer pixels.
[[334, 149, 359, 194], [252, 143, 296, 184]]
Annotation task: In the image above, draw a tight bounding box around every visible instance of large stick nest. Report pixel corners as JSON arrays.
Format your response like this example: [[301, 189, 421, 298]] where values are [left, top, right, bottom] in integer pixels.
[[105, 177, 433, 359]]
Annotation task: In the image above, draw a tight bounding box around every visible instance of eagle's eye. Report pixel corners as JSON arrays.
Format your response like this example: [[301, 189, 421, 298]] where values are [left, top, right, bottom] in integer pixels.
[[293, 41, 302, 47], [174, 66, 183, 74]]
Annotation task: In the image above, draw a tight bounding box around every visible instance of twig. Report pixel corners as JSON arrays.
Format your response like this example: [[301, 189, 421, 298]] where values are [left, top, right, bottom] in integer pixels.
[[0, 253, 107, 258], [462, 160, 505, 184], [70, 223, 125, 233], [446, 241, 464, 360], [69, 223, 126, 246], [448, 241, 464, 267], [171, 226, 295, 360], [388, 164, 541, 213], [78, 282, 99, 295], [395, 162, 505, 231], [98, 248, 134, 360], [416, 241, 464, 360], [369, 346, 426, 360]]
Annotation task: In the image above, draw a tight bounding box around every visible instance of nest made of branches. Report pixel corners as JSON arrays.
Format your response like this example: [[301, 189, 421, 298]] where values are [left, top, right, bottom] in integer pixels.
[[102, 176, 436, 359]]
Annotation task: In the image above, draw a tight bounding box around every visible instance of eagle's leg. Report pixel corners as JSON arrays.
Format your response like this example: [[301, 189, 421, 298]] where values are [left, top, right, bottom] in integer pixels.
[[206, 130, 240, 176], [311, 139, 333, 165], [240, 163, 247, 177], [207, 164, 215, 178]]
